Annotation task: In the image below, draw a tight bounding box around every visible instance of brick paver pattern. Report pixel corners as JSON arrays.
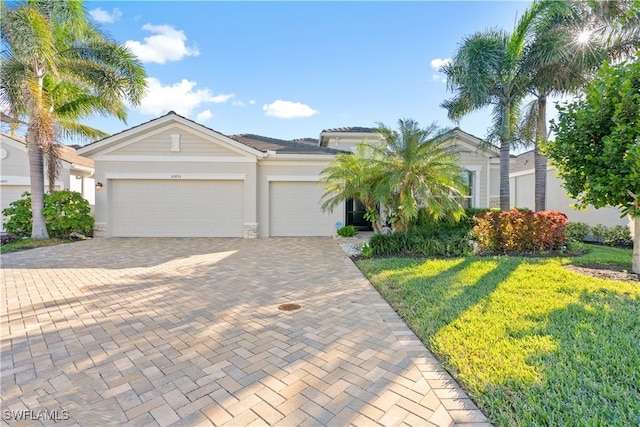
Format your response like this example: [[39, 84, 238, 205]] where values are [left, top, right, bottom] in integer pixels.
[[1, 238, 490, 426]]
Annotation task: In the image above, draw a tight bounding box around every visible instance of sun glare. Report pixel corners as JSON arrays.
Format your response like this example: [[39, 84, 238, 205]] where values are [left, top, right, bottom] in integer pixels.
[[576, 29, 592, 44]]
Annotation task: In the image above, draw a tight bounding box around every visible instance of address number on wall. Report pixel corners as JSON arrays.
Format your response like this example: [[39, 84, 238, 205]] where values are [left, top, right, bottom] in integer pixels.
[[170, 174, 182, 179]]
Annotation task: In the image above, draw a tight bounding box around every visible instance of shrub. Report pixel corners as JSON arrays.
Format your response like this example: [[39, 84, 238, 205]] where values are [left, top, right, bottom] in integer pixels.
[[566, 222, 590, 241], [410, 207, 492, 234], [603, 225, 633, 247], [0, 234, 19, 246], [337, 225, 358, 237], [3, 190, 94, 238], [472, 209, 567, 253], [361, 242, 373, 258], [369, 228, 471, 257]]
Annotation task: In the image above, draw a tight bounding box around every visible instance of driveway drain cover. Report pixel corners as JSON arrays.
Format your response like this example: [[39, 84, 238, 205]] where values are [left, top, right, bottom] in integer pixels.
[[278, 303, 301, 311]]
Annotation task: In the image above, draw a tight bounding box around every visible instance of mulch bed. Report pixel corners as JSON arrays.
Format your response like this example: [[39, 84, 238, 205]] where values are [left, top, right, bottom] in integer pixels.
[[564, 264, 639, 283]]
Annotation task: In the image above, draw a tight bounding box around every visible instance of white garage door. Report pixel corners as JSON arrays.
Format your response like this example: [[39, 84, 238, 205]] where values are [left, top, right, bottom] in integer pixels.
[[269, 181, 340, 236], [110, 180, 243, 237]]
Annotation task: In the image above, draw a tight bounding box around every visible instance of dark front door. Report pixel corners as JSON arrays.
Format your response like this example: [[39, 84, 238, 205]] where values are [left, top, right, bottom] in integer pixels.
[[345, 198, 373, 231]]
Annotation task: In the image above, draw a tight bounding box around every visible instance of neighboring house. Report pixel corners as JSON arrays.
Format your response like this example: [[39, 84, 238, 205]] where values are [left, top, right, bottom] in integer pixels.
[[0, 133, 95, 228], [510, 150, 628, 227], [77, 112, 501, 238]]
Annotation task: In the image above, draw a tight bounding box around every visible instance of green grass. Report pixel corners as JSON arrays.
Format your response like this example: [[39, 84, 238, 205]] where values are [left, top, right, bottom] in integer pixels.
[[357, 245, 639, 426], [0, 238, 72, 254]]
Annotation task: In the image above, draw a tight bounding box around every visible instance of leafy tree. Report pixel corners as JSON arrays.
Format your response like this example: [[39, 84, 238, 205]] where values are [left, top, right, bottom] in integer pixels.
[[0, 0, 146, 239], [548, 59, 640, 273], [375, 119, 466, 232]]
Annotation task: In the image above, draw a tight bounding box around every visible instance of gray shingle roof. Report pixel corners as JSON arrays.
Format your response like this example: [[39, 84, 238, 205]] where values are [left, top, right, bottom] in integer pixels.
[[511, 150, 535, 173], [230, 134, 343, 155]]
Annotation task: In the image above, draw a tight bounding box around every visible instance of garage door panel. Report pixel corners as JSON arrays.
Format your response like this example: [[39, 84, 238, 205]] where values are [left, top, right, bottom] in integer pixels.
[[110, 180, 243, 237], [269, 182, 341, 236]]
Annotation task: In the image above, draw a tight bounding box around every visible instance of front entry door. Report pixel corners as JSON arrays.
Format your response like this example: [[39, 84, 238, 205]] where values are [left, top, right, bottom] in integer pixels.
[[345, 198, 373, 231]]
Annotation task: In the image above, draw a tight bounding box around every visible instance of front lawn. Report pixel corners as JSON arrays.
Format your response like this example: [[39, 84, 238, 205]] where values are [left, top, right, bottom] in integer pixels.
[[357, 245, 639, 426], [0, 238, 72, 254]]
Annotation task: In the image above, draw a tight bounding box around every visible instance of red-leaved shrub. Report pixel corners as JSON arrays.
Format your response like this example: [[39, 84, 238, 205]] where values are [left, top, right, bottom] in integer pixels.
[[473, 209, 567, 253]]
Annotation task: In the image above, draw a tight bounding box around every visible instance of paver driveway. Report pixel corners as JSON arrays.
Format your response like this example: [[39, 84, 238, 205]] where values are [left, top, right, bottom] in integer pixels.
[[1, 238, 489, 426]]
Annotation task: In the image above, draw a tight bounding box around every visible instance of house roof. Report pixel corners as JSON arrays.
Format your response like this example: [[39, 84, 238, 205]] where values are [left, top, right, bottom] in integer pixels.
[[230, 134, 343, 155], [511, 150, 535, 173], [1, 132, 94, 168], [321, 126, 377, 133]]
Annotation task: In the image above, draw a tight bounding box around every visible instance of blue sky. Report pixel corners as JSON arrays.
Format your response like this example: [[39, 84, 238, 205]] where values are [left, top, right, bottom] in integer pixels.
[[84, 1, 535, 143]]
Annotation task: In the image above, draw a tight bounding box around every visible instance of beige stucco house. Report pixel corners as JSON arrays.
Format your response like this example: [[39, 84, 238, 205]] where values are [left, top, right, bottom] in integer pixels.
[[1, 133, 95, 229], [510, 150, 628, 228], [77, 112, 501, 238]]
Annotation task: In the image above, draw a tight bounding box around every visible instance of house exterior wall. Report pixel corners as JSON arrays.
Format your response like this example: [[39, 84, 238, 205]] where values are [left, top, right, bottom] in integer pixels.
[[457, 151, 491, 208], [511, 169, 628, 227], [322, 136, 384, 152]]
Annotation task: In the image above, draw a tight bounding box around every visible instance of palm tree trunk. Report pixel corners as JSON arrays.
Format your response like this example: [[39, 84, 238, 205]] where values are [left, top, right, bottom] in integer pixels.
[[534, 96, 548, 212], [26, 127, 49, 239], [499, 106, 511, 211]]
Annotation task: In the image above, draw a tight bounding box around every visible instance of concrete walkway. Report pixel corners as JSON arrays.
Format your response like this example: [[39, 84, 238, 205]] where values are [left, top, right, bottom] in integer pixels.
[[1, 238, 489, 426]]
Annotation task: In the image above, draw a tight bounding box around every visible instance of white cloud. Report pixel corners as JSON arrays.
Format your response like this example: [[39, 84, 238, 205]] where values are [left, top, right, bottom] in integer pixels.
[[232, 100, 246, 107], [138, 77, 234, 116], [263, 100, 318, 119], [430, 57, 452, 71], [125, 24, 199, 64], [432, 74, 446, 83], [89, 7, 122, 23], [249, 100, 256, 105], [196, 110, 212, 122]]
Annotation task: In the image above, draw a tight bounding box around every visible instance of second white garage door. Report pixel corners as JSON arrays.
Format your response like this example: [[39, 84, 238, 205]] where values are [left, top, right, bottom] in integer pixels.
[[110, 179, 243, 237], [269, 181, 341, 236]]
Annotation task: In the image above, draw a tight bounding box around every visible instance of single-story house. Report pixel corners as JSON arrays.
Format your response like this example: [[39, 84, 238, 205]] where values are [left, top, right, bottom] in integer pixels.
[[77, 111, 501, 238], [510, 150, 628, 228], [1, 133, 95, 228]]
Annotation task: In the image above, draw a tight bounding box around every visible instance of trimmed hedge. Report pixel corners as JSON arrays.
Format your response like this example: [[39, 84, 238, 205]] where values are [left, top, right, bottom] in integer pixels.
[[567, 222, 633, 247], [473, 209, 567, 253]]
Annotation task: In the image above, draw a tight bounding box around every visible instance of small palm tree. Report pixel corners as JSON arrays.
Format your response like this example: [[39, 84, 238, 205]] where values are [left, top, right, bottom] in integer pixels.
[[1, 0, 147, 239], [375, 119, 466, 232], [320, 144, 384, 232]]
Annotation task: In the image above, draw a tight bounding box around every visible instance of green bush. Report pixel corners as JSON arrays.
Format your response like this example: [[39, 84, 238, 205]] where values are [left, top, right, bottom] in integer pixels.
[[565, 222, 632, 248], [369, 229, 471, 257], [410, 207, 492, 234], [3, 190, 94, 238], [337, 225, 358, 237], [566, 222, 591, 241]]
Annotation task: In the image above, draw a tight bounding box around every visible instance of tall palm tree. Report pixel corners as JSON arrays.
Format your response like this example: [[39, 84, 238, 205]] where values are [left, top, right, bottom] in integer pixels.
[[0, 0, 146, 238], [375, 119, 466, 232], [320, 144, 385, 233], [441, 0, 566, 211], [519, 0, 640, 211]]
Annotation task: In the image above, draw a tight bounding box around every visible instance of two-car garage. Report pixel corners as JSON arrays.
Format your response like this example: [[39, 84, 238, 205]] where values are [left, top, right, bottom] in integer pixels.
[[109, 179, 244, 237]]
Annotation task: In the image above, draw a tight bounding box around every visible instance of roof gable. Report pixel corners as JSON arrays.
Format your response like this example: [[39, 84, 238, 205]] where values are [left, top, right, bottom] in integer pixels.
[[1, 133, 93, 168], [77, 112, 265, 159]]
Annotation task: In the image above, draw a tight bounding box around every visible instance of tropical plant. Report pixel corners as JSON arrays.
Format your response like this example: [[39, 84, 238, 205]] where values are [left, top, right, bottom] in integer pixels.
[[518, 0, 640, 211], [3, 190, 94, 238], [548, 58, 640, 272], [441, 0, 567, 211], [320, 143, 384, 232], [374, 119, 467, 232], [0, 0, 147, 239]]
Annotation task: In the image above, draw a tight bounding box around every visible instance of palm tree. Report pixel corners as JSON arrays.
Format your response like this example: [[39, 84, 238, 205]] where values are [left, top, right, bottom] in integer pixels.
[[0, 0, 146, 239], [519, 0, 640, 211], [375, 119, 466, 232], [441, 0, 566, 211], [320, 144, 384, 233]]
